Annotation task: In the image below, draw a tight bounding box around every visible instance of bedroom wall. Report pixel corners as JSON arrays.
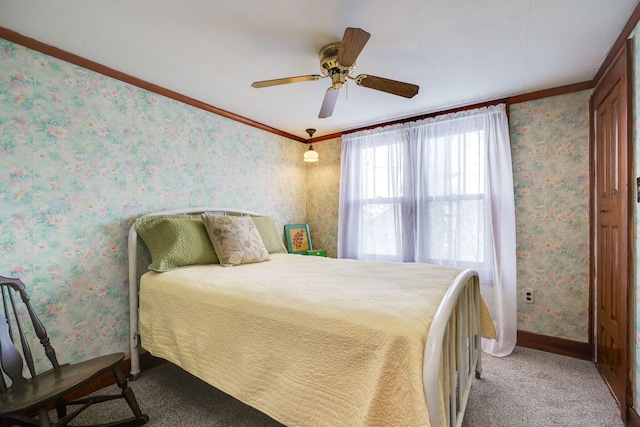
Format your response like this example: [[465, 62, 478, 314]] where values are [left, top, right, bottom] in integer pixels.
[[0, 38, 308, 365], [510, 91, 591, 342], [305, 137, 341, 259]]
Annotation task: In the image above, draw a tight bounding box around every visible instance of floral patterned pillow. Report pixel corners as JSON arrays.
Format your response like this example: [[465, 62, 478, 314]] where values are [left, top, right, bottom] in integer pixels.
[[201, 214, 270, 267]]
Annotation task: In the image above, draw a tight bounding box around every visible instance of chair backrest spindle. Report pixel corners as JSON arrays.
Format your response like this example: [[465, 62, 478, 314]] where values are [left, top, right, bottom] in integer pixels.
[[0, 288, 7, 392], [7, 288, 37, 377], [19, 285, 60, 369], [0, 301, 27, 387], [1, 287, 13, 342]]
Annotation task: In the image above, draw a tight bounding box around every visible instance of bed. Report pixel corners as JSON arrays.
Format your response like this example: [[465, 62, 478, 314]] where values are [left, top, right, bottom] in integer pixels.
[[127, 207, 495, 427]]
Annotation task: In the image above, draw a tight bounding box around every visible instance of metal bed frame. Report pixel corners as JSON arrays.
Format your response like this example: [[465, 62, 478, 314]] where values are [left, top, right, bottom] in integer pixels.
[[127, 207, 483, 427]]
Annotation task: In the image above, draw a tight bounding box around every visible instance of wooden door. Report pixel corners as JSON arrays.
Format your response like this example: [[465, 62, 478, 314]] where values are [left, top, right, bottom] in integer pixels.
[[591, 43, 630, 416]]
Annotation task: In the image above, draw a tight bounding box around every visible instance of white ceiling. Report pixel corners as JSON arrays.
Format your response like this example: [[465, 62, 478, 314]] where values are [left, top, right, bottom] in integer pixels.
[[1, 0, 638, 139]]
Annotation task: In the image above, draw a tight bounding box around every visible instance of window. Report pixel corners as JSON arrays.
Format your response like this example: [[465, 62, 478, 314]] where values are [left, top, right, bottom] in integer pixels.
[[343, 127, 486, 266], [360, 142, 406, 260], [338, 104, 517, 356], [422, 130, 485, 266]]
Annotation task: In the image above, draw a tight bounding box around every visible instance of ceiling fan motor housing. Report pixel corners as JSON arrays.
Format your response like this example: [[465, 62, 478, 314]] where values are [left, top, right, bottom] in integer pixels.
[[320, 42, 354, 88]]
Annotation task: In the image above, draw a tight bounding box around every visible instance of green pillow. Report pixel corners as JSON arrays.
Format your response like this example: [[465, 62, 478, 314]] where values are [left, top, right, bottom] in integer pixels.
[[251, 216, 288, 254], [135, 215, 219, 272]]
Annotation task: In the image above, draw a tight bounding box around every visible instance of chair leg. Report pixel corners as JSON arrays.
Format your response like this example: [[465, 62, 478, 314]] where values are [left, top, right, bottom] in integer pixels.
[[113, 367, 145, 420], [38, 406, 52, 427], [55, 397, 67, 419]]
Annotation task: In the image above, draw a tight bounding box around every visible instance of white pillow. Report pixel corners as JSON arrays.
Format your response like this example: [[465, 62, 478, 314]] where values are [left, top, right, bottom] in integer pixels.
[[201, 214, 270, 267]]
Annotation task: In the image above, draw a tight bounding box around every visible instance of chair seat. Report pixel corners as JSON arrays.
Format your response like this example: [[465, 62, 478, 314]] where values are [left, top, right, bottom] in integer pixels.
[[0, 352, 125, 414]]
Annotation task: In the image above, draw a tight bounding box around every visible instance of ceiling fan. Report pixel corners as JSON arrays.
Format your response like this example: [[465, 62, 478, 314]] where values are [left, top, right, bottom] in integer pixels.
[[251, 27, 420, 119]]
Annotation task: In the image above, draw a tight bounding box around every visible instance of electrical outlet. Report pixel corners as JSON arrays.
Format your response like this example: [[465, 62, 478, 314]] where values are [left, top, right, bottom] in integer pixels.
[[524, 288, 534, 304]]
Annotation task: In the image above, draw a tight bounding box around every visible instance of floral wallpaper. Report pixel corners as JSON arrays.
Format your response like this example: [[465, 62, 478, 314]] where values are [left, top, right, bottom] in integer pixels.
[[305, 137, 342, 258], [510, 91, 591, 342], [0, 39, 307, 366]]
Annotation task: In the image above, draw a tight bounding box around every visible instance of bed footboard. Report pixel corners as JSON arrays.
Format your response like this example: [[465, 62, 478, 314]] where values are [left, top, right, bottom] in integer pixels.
[[423, 269, 482, 427]]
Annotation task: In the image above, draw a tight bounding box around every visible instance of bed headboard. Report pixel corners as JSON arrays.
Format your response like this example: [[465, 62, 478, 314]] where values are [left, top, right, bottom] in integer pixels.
[[127, 207, 262, 376]]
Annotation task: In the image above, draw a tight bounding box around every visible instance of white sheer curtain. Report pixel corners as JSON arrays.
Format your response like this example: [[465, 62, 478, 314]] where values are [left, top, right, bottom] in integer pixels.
[[338, 104, 516, 357]]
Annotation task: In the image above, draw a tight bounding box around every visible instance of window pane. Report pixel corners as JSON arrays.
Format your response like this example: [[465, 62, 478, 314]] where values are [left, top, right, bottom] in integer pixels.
[[460, 131, 484, 195], [364, 144, 403, 198], [427, 198, 484, 262], [428, 131, 484, 196], [363, 203, 398, 257]]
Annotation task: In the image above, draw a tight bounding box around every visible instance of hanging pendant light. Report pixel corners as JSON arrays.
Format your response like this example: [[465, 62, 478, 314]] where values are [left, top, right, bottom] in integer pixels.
[[304, 145, 319, 162], [303, 128, 319, 162]]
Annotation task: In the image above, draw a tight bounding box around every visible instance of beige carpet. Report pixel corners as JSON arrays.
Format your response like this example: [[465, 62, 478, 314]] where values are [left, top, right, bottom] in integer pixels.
[[461, 346, 622, 427], [70, 346, 622, 426]]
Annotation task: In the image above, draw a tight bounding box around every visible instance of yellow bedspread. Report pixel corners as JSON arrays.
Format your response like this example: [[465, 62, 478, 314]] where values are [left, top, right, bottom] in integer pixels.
[[139, 254, 488, 427]]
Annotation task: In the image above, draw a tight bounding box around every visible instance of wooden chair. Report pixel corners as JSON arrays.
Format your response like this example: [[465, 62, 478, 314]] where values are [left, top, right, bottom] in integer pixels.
[[0, 276, 149, 427]]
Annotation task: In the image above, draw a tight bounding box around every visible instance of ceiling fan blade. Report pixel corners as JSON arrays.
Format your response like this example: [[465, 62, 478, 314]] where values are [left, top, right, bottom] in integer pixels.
[[356, 74, 419, 98], [336, 27, 371, 67], [251, 74, 322, 88], [318, 87, 340, 118]]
